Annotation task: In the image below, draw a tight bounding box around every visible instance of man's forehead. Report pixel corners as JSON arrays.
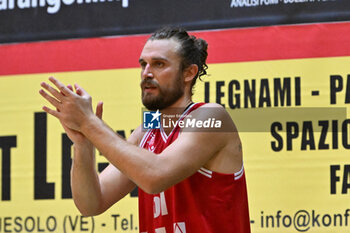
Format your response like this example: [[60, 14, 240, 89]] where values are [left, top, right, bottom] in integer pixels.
[[140, 38, 181, 59]]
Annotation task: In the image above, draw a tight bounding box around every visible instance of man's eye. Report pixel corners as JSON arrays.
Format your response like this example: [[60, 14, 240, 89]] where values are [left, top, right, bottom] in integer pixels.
[[156, 62, 164, 68]]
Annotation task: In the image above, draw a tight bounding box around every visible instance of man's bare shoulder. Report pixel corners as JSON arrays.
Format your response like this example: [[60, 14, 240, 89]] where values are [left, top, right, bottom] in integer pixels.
[[189, 102, 237, 133], [193, 102, 230, 118], [188, 103, 242, 173]]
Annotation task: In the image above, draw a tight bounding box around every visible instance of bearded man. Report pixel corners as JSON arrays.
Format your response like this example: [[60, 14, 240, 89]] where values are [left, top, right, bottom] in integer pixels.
[[39, 27, 251, 233]]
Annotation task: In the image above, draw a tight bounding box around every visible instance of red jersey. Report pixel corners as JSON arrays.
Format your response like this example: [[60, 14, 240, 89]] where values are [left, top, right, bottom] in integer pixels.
[[138, 103, 251, 233]]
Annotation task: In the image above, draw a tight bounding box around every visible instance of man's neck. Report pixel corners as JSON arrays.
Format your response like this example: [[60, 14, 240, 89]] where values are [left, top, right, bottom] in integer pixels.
[[161, 95, 192, 115], [160, 96, 193, 135]]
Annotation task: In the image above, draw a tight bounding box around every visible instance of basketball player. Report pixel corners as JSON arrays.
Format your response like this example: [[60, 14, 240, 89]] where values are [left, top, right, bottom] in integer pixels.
[[39, 27, 251, 233]]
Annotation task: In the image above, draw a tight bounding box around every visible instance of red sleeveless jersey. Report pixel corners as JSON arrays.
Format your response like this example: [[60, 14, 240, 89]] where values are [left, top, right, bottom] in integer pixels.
[[138, 103, 251, 233]]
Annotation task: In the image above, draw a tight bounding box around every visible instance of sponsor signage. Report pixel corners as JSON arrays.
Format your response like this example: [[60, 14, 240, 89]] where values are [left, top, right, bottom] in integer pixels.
[[1, 0, 350, 43]]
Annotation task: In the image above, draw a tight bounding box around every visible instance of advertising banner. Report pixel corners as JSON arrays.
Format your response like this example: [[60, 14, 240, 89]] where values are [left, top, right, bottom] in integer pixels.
[[1, 22, 350, 232], [1, 0, 350, 43]]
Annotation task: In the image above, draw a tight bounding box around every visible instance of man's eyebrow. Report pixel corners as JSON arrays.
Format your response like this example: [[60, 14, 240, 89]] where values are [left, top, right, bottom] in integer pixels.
[[139, 57, 169, 63]]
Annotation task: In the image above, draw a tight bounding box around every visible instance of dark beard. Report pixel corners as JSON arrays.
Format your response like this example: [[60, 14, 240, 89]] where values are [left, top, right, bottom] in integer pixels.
[[142, 87, 184, 110], [141, 75, 184, 110]]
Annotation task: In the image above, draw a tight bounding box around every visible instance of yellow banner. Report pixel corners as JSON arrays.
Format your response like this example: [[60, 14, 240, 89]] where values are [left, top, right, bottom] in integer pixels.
[[0, 56, 350, 232]]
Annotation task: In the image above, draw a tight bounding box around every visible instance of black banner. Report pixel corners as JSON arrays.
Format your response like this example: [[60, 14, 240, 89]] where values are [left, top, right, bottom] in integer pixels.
[[1, 0, 350, 43]]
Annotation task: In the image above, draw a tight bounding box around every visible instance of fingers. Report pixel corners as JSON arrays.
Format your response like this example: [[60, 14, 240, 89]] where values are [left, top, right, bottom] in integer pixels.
[[74, 83, 88, 97], [40, 78, 74, 117], [40, 81, 64, 101], [49, 76, 73, 97], [40, 77, 96, 122], [96, 101, 103, 119], [39, 89, 61, 108], [42, 106, 60, 119], [67, 84, 74, 92]]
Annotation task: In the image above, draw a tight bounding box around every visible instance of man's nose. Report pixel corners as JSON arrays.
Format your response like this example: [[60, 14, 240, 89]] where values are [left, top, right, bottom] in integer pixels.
[[142, 64, 154, 79]]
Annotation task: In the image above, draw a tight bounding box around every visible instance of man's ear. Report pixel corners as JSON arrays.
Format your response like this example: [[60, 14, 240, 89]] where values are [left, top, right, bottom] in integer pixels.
[[183, 64, 199, 83]]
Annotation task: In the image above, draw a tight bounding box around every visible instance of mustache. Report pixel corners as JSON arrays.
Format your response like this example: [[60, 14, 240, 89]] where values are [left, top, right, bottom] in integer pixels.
[[140, 79, 159, 88]]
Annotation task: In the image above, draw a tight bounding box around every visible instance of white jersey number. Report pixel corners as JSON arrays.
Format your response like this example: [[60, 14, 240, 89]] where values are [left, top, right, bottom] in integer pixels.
[[153, 191, 168, 218]]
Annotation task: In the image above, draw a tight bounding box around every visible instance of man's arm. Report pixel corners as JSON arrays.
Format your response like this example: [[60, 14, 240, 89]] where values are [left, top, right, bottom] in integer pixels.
[[40, 83, 138, 216], [79, 105, 233, 194], [71, 129, 139, 216], [40, 77, 234, 194]]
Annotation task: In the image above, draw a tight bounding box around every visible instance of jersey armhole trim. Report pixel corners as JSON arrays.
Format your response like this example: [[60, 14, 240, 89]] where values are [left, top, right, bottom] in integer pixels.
[[198, 167, 213, 178], [197, 165, 245, 181], [234, 165, 244, 180], [139, 129, 151, 148]]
